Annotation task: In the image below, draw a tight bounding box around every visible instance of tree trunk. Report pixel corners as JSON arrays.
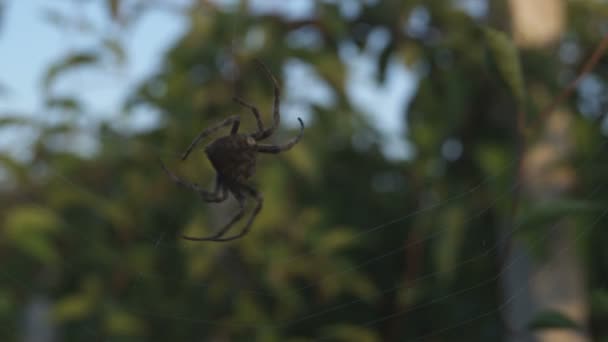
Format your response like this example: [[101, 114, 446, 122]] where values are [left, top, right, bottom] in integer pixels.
[[23, 294, 56, 342], [502, 110, 589, 341]]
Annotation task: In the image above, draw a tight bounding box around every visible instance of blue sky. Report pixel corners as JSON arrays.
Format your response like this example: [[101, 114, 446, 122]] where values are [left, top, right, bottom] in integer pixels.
[[0, 0, 187, 115], [0, 0, 416, 160], [0, 0, 189, 160]]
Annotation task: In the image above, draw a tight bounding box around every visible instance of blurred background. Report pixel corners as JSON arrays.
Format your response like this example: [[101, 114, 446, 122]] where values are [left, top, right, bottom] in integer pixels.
[[1, 0, 607, 341]]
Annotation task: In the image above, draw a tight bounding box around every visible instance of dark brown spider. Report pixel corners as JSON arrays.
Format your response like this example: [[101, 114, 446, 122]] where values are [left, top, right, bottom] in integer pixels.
[[159, 61, 304, 242]]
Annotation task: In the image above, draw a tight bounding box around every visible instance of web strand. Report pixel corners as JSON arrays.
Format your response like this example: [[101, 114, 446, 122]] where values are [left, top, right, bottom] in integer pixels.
[[9, 137, 603, 340]]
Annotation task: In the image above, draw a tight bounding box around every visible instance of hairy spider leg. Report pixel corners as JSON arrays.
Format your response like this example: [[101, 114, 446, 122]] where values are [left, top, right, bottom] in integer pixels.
[[181, 184, 263, 242], [232, 97, 266, 136], [256, 118, 304, 154], [231, 60, 280, 141], [159, 160, 228, 203], [234, 61, 305, 145], [212, 185, 263, 241], [181, 115, 241, 161], [247, 59, 281, 140], [181, 190, 245, 241]]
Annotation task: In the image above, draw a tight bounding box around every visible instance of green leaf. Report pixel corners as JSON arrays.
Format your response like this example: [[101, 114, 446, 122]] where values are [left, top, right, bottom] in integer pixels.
[[435, 206, 466, 282], [591, 290, 608, 316], [104, 309, 145, 336], [528, 310, 582, 331], [377, 43, 394, 83], [53, 294, 95, 322], [234, 294, 267, 324], [14, 237, 60, 265], [4, 206, 61, 235], [321, 324, 380, 342], [0, 153, 30, 184], [0, 290, 15, 316], [103, 38, 127, 64], [53, 276, 102, 322], [0, 115, 31, 126], [516, 199, 600, 229], [475, 144, 510, 177], [43, 52, 100, 90], [318, 228, 355, 252], [107, 0, 121, 21], [99, 201, 136, 234], [45, 96, 83, 111], [4, 206, 62, 264], [483, 27, 526, 106], [398, 42, 423, 66]]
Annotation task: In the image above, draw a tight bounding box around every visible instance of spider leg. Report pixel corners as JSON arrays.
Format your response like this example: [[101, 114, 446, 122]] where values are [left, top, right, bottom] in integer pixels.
[[159, 159, 227, 202], [232, 97, 265, 136], [181, 188, 248, 241], [208, 175, 229, 202], [181, 115, 241, 161], [256, 117, 304, 154], [251, 59, 281, 141], [196, 184, 263, 242]]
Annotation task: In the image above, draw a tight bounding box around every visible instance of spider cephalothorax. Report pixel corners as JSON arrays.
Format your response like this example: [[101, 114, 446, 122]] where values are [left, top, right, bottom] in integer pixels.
[[160, 60, 304, 242], [205, 134, 258, 185]]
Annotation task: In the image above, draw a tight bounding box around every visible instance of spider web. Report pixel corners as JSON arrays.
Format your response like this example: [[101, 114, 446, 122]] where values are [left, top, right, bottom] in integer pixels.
[[3, 2, 608, 342], [8, 127, 605, 342], [24, 131, 605, 342]]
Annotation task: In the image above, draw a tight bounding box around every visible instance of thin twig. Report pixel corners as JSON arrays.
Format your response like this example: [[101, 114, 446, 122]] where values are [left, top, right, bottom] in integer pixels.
[[539, 33, 608, 120]]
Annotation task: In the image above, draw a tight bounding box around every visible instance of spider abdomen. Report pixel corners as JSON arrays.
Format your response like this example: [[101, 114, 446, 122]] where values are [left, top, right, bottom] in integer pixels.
[[205, 134, 257, 184]]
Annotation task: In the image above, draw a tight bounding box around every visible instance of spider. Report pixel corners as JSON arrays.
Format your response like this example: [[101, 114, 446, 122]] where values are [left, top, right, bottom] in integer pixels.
[[159, 60, 304, 242]]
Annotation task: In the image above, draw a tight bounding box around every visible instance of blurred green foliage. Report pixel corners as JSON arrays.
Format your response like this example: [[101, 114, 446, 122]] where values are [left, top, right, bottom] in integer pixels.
[[1, 0, 608, 341]]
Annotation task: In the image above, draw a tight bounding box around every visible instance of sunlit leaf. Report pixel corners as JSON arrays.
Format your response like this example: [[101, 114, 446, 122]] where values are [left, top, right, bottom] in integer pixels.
[[318, 228, 355, 252], [347, 272, 377, 300], [4, 206, 61, 235], [321, 324, 380, 342], [4, 206, 62, 263], [475, 144, 510, 178], [105, 309, 145, 336], [284, 144, 318, 182], [53, 294, 95, 322], [187, 252, 215, 279], [398, 42, 423, 66], [53, 276, 102, 322], [234, 294, 267, 323], [12, 236, 60, 264], [528, 310, 582, 331], [99, 201, 136, 234], [257, 327, 281, 342]]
